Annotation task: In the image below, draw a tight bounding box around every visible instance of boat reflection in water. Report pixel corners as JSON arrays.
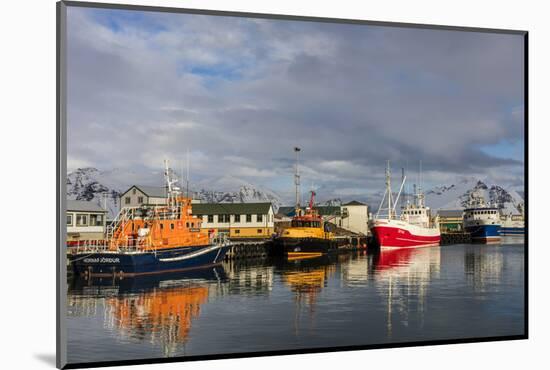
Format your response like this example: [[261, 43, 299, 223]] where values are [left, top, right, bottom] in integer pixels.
[[369, 247, 441, 338], [68, 266, 227, 357], [275, 255, 338, 335], [67, 244, 524, 363]]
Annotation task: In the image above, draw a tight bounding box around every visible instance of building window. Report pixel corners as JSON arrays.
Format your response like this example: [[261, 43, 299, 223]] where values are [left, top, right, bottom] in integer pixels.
[[138, 196, 144, 203], [208, 215, 214, 223], [170, 223, 174, 230], [90, 214, 103, 226], [257, 229, 262, 234], [160, 223, 164, 229], [132, 188, 136, 195], [234, 229, 240, 234], [246, 214, 252, 223], [125, 196, 131, 205], [220, 214, 230, 223], [257, 214, 263, 222], [234, 214, 241, 223], [66, 214, 73, 226], [76, 214, 88, 226]]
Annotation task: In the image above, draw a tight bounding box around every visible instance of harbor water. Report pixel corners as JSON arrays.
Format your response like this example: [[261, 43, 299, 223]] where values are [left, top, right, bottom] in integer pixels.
[[66, 240, 525, 364]]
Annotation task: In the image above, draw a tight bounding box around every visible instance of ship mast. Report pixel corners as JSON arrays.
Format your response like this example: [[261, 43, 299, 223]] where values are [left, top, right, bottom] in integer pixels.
[[386, 161, 393, 219], [294, 147, 301, 215], [164, 159, 181, 213], [417, 160, 424, 207], [401, 167, 405, 210], [186, 148, 190, 199]]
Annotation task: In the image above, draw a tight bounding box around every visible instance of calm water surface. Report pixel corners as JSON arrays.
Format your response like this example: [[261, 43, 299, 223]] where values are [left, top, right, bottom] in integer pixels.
[[66, 241, 525, 364]]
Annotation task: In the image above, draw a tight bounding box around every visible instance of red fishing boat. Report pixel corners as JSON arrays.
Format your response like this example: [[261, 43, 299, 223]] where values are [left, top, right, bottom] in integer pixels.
[[370, 162, 440, 249]]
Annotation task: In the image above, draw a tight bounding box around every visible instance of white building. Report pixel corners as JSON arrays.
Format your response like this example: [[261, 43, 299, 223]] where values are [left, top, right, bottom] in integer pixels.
[[119, 185, 168, 208], [67, 200, 107, 241], [340, 201, 369, 235]]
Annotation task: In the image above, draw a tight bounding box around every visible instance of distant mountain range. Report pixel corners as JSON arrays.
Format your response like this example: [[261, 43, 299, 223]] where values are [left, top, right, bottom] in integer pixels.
[[425, 177, 524, 214], [67, 168, 524, 218], [66, 168, 283, 218]]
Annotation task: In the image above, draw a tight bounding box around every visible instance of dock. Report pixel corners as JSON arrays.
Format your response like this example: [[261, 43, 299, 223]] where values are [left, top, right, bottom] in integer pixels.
[[441, 232, 471, 245], [224, 240, 271, 261], [223, 235, 369, 261]]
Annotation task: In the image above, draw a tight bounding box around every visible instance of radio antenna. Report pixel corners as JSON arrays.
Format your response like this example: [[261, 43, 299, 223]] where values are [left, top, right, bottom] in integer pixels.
[[294, 147, 301, 214], [186, 148, 190, 198]]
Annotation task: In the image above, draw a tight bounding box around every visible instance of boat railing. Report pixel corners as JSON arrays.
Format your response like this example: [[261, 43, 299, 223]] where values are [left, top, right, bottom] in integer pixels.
[[67, 237, 146, 254], [106, 205, 190, 239], [67, 239, 110, 255]]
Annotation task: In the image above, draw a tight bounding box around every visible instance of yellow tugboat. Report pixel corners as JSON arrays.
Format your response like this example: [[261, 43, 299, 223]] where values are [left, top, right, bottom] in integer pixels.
[[273, 190, 340, 259], [270, 148, 342, 259]]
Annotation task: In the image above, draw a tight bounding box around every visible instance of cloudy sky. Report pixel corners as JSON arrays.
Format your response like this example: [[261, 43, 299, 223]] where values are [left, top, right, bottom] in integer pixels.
[[66, 6, 525, 202]]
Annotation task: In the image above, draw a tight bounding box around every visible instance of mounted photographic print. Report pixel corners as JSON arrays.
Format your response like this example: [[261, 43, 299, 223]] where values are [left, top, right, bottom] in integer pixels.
[[56, 1, 527, 368]]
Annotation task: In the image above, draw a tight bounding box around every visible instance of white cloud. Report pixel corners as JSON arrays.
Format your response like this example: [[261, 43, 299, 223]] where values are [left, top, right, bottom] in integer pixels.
[[66, 7, 525, 201]]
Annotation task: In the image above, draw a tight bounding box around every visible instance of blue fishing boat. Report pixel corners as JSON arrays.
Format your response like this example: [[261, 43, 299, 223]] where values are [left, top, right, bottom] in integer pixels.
[[463, 201, 501, 243]]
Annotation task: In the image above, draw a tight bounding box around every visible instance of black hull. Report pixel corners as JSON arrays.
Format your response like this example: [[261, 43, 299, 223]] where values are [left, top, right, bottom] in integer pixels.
[[269, 237, 343, 257]]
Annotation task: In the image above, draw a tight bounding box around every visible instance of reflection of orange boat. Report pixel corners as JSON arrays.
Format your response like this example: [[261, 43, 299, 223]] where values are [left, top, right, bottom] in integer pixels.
[[106, 284, 208, 356]]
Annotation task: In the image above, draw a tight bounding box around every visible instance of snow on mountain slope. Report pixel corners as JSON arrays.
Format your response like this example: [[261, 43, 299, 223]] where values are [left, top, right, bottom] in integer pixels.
[[66, 168, 135, 218], [193, 175, 282, 209], [426, 177, 524, 214], [67, 169, 283, 218]]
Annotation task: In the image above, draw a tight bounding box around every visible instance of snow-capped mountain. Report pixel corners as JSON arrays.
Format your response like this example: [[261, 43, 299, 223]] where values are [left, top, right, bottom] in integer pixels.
[[66, 168, 128, 218], [193, 175, 282, 210], [426, 177, 524, 214], [67, 169, 283, 218], [322, 198, 343, 207]]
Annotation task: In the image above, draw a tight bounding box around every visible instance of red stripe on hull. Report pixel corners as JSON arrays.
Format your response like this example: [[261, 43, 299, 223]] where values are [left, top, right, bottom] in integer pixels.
[[372, 225, 440, 249]]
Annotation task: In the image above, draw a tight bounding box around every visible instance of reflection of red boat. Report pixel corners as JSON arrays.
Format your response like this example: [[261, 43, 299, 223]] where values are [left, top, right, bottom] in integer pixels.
[[374, 248, 417, 271]]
